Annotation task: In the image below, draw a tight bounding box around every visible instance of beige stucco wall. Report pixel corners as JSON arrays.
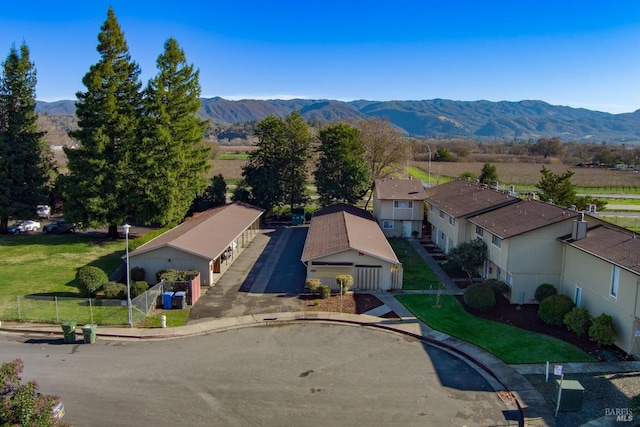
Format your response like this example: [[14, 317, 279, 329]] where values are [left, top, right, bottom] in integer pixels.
[[129, 246, 213, 287], [427, 206, 467, 253], [375, 199, 424, 238], [561, 245, 640, 354], [306, 249, 399, 290]]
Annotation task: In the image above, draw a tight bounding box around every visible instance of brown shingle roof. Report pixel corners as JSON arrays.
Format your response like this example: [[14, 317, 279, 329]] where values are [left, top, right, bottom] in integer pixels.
[[563, 224, 640, 275], [374, 179, 425, 200], [130, 202, 264, 260], [469, 199, 579, 239], [425, 179, 517, 218], [301, 204, 399, 264]]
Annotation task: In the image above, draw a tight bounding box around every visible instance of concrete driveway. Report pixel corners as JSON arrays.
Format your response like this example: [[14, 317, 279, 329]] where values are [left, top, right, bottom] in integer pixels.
[[189, 225, 308, 321]]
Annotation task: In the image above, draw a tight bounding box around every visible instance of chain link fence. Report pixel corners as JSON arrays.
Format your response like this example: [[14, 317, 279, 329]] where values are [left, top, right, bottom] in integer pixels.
[[0, 282, 165, 326]]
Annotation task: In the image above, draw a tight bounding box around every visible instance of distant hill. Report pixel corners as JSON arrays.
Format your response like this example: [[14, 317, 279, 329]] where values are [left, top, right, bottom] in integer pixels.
[[36, 98, 640, 143]]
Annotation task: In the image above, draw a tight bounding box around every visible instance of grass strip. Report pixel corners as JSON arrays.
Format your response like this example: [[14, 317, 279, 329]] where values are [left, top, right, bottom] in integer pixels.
[[389, 239, 440, 290], [396, 294, 594, 364]]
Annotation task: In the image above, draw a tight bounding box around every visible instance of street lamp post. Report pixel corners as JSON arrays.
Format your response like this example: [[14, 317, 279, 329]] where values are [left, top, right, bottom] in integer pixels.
[[123, 223, 132, 327], [426, 144, 432, 187]]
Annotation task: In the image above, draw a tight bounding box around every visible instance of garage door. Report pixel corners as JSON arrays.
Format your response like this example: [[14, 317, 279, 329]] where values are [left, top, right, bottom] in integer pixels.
[[355, 265, 381, 290]]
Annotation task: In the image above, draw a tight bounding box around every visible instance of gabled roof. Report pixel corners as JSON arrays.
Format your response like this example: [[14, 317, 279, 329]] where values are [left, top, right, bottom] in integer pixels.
[[130, 202, 264, 260], [374, 178, 425, 200], [425, 179, 518, 218], [469, 198, 579, 239], [301, 204, 399, 264], [562, 224, 640, 275]]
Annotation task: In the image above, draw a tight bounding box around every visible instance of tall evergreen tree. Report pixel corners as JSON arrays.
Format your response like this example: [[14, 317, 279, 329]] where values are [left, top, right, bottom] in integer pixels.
[[243, 111, 311, 213], [189, 174, 227, 214], [140, 37, 211, 225], [314, 122, 371, 206], [536, 166, 576, 207], [0, 44, 53, 233], [61, 8, 143, 237], [479, 162, 499, 185]]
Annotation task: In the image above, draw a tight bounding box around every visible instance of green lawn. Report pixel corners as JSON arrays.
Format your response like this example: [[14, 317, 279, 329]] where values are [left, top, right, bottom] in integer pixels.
[[218, 152, 249, 160], [0, 233, 124, 296], [388, 239, 439, 290], [397, 294, 594, 364]]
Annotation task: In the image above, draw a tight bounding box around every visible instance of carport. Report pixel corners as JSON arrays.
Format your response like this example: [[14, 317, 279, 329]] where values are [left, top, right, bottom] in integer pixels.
[[127, 202, 264, 287]]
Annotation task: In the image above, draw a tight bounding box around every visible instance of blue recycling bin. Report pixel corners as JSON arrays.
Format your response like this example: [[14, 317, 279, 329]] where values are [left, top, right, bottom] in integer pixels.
[[162, 291, 174, 309]]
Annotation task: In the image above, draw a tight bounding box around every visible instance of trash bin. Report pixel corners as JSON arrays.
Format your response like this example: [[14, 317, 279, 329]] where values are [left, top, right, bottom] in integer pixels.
[[162, 291, 174, 309], [173, 291, 187, 309], [61, 321, 77, 344], [82, 324, 97, 344]]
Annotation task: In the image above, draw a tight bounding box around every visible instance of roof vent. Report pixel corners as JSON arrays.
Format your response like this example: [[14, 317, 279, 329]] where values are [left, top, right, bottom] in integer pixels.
[[547, 199, 553, 204]]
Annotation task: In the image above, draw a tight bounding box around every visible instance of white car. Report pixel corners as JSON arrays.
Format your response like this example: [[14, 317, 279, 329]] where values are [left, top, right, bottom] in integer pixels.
[[8, 220, 41, 234]]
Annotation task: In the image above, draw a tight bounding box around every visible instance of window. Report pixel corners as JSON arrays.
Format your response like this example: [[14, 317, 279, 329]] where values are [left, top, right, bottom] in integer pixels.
[[382, 220, 394, 229], [394, 201, 413, 208], [475, 225, 483, 237], [506, 272, 513, 286], [449, 216, 455, 227], [575, 286, 582, 308], [439, 209, 444, 219], [430, 205, 435, 212], [610, 265, 620, 298], [491, 234, 502, 248]]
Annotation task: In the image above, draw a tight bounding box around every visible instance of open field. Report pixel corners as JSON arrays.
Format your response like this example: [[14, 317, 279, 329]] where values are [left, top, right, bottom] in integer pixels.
[[411, 160, 640, 191]]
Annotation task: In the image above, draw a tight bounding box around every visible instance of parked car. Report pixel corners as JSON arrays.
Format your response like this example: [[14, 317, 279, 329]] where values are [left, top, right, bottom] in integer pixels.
[[43, 219, 77, 234], [36, 205, 51, 219], [8, 220, 41, 234]]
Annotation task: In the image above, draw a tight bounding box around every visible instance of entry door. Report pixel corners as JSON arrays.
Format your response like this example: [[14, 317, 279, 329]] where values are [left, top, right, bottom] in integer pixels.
[[403, 221, 412, 238]]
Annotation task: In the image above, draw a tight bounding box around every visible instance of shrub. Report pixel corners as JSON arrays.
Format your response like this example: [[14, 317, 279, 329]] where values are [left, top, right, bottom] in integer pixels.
[[131, 267, 146, 282], [76, 266, 108, 297], [538, 294, 575, 326], [156, 269, 199, 282], [629, 395, 640, 415], [305, 279, 321, 294], [534, 283, 558, 303], [319, 285, 331, 299], [463, 283, 496, 311], [336, 274, 353, 295], [589, 313, 616, 347], [102, 281, 126, 299], [563, 307, 592, 336], [130, 281, 149, 298], [484, 279, 509, 299]]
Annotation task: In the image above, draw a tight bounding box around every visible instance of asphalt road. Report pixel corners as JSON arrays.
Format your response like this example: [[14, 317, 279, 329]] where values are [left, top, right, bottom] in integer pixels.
[[0, 324, 514, 427]]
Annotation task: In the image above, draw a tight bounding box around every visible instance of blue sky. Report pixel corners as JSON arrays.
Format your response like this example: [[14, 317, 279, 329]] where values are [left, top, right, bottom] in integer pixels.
[[2, 1, 640, 113]]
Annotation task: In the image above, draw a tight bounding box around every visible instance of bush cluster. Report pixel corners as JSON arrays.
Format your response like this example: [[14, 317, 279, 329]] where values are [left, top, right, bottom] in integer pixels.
[[319, 285, 331, 299], [102, 281, 126, 299], [534, 283, 558, 303], [563, 307, 592, 336], [538, 294, 575, 326], [130, 281, 149, 298], [484, 279, 509, 298], [156, 269, 199, 282], [76, 266, 108, 298], [589, 313, 616, 346], [305, 279, 320, 294], [463, 283, 496, 311], [131, 267, 146, 282]]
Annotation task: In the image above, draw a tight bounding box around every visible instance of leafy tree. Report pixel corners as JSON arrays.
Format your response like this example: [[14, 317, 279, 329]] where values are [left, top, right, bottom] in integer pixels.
[[0, 44, 54, 234], [190, 174, 227, 213], [536, 166, 576, 207], [459, 171, 476, 181], [0, 359, 62, 427], [314, 122, 371, 206], [530, 137, 564, 159], [444, 238, 487, 284], [61, 8, 144, 238], [139, 37, 211, 225], [358, 117, 411, 209], [434, 147, 451, 161], [479, 162, 499, 185], [243, 111, 311, 214], [231, 179, 253, 204]]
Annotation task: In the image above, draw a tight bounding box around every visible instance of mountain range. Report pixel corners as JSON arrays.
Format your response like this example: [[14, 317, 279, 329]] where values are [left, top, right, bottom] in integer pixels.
[[35, 98, 640, 143]]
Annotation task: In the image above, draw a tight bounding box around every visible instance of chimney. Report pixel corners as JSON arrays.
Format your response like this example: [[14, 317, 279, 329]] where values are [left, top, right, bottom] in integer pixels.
[[572, 212, 588, 240]]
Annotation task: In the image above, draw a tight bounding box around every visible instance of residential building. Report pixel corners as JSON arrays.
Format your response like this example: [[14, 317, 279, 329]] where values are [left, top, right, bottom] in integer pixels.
[[372, 178, 425, 238]]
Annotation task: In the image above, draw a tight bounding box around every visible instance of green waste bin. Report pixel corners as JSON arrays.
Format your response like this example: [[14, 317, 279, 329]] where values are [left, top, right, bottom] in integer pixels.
[[61, 321, 77, 344], [82, 324, 97, 344]]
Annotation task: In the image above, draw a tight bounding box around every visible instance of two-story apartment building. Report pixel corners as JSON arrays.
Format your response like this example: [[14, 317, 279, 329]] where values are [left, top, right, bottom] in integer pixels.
[[425, 179, 518, 253], [560, 219, 640, 354], [372, 178, 425, 238]]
